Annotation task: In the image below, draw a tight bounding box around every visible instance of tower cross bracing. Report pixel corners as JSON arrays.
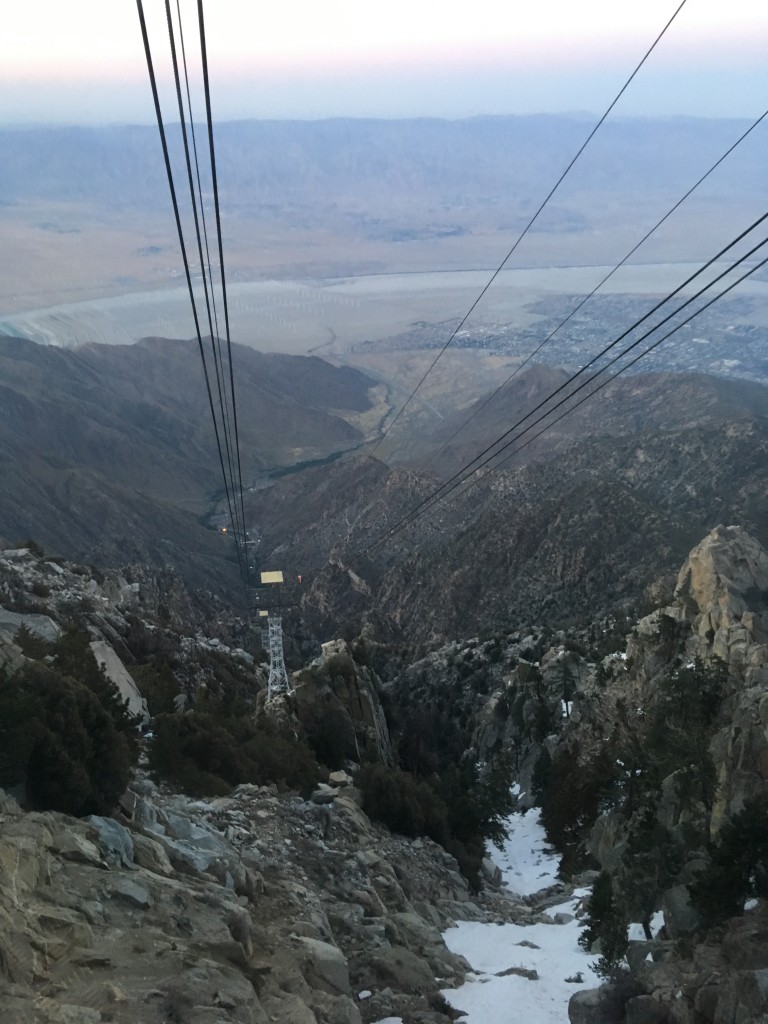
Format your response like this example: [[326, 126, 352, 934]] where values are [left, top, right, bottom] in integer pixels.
[[266, 615, 290, 699]]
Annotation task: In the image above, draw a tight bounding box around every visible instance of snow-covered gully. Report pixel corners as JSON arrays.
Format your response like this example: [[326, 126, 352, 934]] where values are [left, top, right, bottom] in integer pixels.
[[440, 811, 598, 1024]]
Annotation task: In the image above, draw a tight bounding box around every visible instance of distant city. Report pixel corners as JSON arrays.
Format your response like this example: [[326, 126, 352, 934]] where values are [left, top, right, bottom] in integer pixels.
[[361, 292, 768, 386]]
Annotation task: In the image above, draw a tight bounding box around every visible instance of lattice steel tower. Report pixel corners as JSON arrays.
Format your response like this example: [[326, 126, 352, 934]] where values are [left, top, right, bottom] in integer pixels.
[[253, 570, 299, 701], [258, 609, 270, 650], [266, 615, 290, 699]]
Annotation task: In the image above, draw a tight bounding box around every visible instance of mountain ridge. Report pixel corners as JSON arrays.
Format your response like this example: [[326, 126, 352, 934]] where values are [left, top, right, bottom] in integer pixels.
[[0, 334, 380, 593]]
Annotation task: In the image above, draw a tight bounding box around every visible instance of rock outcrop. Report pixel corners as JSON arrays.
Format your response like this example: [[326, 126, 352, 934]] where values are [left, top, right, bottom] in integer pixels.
[[624, 526, 768, 828], [0, 766, 505, 1023], [288, 639, 395, 766], [668, 526, 768, 829], [673, 524, 768, 685], [555, 528, 768, 1024], [90, 640, 149, 724], [0, 546, 259, 716]]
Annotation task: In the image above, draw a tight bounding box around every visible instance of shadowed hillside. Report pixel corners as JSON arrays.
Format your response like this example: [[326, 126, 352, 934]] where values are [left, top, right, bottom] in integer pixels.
[[244, 369, 768, 643], [0, 335, 378, 592]]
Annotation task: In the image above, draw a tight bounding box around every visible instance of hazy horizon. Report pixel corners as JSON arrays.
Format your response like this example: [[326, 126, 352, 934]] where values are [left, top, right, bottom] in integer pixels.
[[2, 0, 767, 124], [1, 110, 762, 131]]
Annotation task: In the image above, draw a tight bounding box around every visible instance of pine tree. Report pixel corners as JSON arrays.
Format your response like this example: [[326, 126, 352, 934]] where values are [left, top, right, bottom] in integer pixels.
[[691, 794, 768, 924], [0, 662, 137, 816], [14, 623, 50, 660], [53, 624, 137, 740], [579, 870, 629, 976], [618, 809, 681, 939]]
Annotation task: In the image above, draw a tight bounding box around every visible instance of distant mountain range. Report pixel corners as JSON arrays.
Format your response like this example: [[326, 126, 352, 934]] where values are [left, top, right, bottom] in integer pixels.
[[4, 114, 765, 319], [2, 116, 765, 212]]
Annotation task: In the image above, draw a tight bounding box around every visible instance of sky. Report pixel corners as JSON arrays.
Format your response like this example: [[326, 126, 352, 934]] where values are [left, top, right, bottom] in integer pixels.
[[1, 0, 767, 124]]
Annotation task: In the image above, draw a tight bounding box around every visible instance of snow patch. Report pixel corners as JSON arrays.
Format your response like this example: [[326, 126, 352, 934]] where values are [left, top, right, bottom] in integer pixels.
[[442, 811, 598, 1023], [628, 910, 664, 941], [442, 900, 597, 1023], [489, 809, 559, 896]]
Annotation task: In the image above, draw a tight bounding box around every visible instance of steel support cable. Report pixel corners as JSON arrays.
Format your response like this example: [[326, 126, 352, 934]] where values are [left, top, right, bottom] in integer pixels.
[[360, 211, 768, 554], [172, 0, 239, 533], [171, 1, 250, 603], [369, 0, 689, 455], [426, 238, 768, 514], [175, 0, 221, 345], [197, 0, 249, 553], [370, 231, 768, 548], [453, 248, 768, 502], [164, 0, 244, 553], [422, 107, 768, 472], [364, 217, 768, 551], [369, 242, 768, 555], [136, 0, 241, 552]]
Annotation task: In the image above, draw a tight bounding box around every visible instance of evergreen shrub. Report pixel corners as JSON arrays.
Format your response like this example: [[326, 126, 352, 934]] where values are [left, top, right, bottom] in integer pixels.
[[14, 623, 50, 660], [358, 753, 515, 891], [303, 705, 353, 770], [579, 870, 630, 978], [132, 662, 181, 716], [357, 763, 449, 845], [148, 711, 321, 797], [690, 794, 768, 925], [0, 631, 139, 817], [539, 745, 615, 873]]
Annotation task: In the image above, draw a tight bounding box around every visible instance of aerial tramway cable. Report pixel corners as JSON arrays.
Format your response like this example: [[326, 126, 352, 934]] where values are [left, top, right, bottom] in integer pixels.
[[196, 0, 249, 553], [418, 223, 768, 519], [367, 222, 768, 549], [421, 107, 768, 472], [173, 0, 246, 557], [169, 0, 249, 580], [361, 212, 768, 553], [428, 236, 768, 511], [363, 214, 768, 550], [136, 0, 248, 590], [164, 0, 243, 546], [368, 241, 768, 554], [369, 0, 690, 455], [466, 249, 768, 493]]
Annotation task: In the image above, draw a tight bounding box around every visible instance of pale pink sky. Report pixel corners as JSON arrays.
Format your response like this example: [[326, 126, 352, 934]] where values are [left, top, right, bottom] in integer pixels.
[[2, 0, 767, 122]]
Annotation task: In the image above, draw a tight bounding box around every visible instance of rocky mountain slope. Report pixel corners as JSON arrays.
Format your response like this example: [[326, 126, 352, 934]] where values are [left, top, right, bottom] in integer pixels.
[[3, 332, 765, 635], [246, 377, 768, 643], [358, 526, 768, 1022], [0, 334, 377, 506], [402, 366, 768, 478], [0, 771, 492, 1024], [0, 545, 566, 1024], [4, 512, 768, 1021], [558, 525, 768, 1023]]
